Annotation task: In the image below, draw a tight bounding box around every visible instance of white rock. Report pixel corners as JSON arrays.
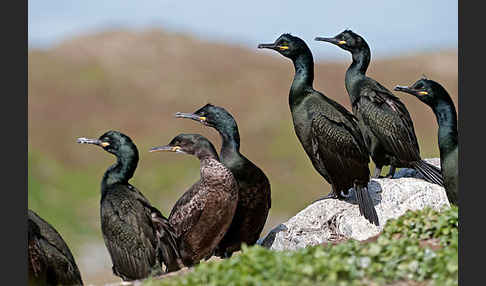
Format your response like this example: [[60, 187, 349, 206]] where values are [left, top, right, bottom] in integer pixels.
[[258, 158, 450, 251]]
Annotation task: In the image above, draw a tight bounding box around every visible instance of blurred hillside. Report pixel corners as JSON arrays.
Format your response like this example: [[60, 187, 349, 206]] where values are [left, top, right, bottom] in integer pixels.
[[28, 28, 457, 285]]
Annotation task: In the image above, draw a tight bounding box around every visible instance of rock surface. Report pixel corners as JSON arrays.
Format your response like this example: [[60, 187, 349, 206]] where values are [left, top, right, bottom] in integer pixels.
[[258, 158, 450, 251]]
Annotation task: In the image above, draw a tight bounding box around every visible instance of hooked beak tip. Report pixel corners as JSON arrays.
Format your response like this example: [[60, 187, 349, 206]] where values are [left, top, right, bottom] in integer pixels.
[[149, 145, 168, 152], [77, 137, 97, 145], [174, 112, 206, 123], [149, 146, 182, 153], [394, 85, 409, 92]]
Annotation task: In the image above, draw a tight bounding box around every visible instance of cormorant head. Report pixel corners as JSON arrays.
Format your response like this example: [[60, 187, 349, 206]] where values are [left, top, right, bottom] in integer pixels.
[[150, 133, 219, 160], [175, 103, 238, 132], [315, 30, 368, 53], [258, 33, 310, 59], [77, 130, 138, 159], [394, 78, 450, 106]]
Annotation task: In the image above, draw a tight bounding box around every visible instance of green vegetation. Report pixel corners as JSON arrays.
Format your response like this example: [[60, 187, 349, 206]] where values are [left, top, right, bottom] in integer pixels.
[[144, 207, 458, 286]]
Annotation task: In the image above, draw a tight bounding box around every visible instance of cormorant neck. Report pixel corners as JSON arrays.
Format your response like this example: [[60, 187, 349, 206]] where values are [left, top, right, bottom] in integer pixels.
[[432, 98, 458, 155], [102, 151, 138, 188], [345, 46, 370, 104], [290, 50, 314, 106], [196, 146, 219, 161], [433, 98, 457, 128], [217, 125, 241, 159], [348, 46, 370, 76]]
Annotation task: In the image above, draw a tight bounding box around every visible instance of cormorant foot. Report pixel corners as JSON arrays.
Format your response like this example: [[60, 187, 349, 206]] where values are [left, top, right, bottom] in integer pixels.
[[340, 190, 351, 198], [373, 166, 382, 178], [222, 251, 233, 259], [312, 192, 340, 203], [385, 166, 396, 178], [204, 250, 214, 261], [371, 174, 387, 179]]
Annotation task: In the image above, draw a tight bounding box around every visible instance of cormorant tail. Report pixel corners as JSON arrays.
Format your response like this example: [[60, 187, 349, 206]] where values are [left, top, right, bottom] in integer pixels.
[[151, 214, 184, 272], [354, 184, 379, 226], [411, 160, 444, 186]]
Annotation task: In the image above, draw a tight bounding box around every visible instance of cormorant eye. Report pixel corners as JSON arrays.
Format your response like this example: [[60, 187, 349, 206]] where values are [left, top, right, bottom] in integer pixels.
[[415, 83, 424, 89]]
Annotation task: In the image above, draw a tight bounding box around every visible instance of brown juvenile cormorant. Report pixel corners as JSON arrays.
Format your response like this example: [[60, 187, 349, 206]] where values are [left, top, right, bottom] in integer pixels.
[[77, 131, 183, 281], [28, 209, 83, 286], [258, 34, 379, 226], [315, 30, 443, 185], [150, 134, 239, 265], [175, 104, 271, 258], [395, 78, 458, 204]]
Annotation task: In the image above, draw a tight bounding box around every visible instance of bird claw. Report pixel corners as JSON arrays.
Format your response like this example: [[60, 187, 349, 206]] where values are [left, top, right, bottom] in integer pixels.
[[312, 192, 339, 203], [340, 191, 351, 198]]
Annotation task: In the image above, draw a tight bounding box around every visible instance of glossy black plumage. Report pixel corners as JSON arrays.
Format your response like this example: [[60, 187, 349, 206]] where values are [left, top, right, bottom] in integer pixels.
[[151, 134, 239, 265], [28, 209, 83, 286], [258, 34, 379, 225], [175, 104, 271, 257], [77, 131, 182, 281], [395, 78, 458, 204], [315, 30, 443, 186]]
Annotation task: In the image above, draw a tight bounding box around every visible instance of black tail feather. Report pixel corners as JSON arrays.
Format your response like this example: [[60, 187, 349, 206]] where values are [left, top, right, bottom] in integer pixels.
[[354, 184, 379, 226], [151, 214, 184, 272], [412, 160, 444, 186]]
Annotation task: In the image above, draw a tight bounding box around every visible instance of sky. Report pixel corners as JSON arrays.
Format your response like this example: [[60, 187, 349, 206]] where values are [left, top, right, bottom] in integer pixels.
[[28, 0, 457, 60]]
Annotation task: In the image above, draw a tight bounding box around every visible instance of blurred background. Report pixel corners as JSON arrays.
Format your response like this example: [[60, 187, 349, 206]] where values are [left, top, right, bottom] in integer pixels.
[[28, 1, 458, 284]]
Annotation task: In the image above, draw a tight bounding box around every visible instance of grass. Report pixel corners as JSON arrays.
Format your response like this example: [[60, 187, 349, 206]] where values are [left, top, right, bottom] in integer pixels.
[[143, 207, 458, 286]]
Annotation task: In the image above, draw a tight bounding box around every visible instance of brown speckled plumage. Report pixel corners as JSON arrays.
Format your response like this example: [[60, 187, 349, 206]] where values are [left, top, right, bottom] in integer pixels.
[[169, 158, 238, 266], [152, 134, 239, 266]]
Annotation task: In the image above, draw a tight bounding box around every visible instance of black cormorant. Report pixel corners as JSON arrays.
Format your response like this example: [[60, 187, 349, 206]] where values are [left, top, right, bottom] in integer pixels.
[[315, 30, 443, 185], [77, 130, 183, 281], [175, 104, 271, 258], [258, 34, 379, 226], [28, 209, 83, 286], [150, 134, 239, 265], [395, 78, 458, 204]]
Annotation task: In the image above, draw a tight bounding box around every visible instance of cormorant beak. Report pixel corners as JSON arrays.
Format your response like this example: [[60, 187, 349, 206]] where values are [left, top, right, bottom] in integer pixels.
[[149, 145, 185, 153], [314, 37, 346, 46], [258, 43, 280, 50], [77, 137, 110, 147], [175, 112, 207, 124], [393, 85, 410, 92], [394, 85, 428, 96]]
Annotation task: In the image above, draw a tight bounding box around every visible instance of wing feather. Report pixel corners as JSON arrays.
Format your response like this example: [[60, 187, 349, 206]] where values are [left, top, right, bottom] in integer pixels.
[[357, 80, 421, 162]]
